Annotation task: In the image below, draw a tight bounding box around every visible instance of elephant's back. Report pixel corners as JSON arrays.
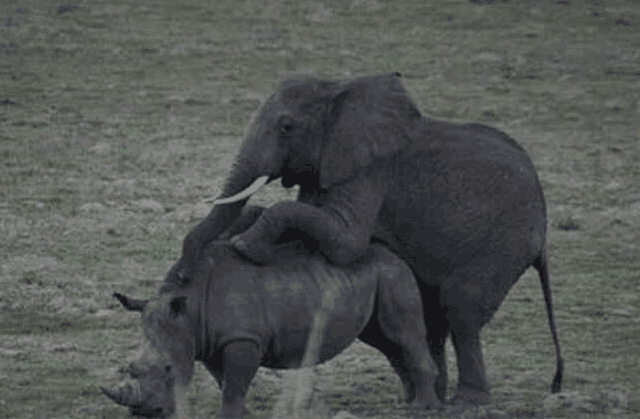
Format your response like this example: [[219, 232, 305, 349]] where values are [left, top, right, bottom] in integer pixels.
[[414, 120, 539, 177], [391, 119, 545, 211], [378, 120, 547, 281]]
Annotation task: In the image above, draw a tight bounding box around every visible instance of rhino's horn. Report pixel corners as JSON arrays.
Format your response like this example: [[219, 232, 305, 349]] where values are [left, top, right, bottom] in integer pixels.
[[100, 379, 142, 407]]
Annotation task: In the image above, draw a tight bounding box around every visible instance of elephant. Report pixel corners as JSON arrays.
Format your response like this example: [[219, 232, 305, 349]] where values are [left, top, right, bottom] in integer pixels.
[[101, 240, 441, 418], [181, 72, 563, 404]]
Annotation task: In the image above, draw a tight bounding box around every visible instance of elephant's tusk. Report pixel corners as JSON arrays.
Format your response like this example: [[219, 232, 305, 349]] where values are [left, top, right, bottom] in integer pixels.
[[100, 379, 142, 407], [213, 176, 269, 204]]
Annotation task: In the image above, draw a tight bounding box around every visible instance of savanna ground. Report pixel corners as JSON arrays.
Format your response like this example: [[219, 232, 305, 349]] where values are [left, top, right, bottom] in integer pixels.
[[1, 0, 639, 418]]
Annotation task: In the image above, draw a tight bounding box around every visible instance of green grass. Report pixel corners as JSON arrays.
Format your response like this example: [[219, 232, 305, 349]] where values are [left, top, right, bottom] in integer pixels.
[[1, 0, 639, 418]]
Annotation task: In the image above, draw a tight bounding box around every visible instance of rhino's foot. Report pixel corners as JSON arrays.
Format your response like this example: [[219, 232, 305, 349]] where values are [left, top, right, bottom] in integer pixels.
[[131, 406, 167, 418], [404, 385, 443, 411], [231, 235, 274, 265], [216, 404, 250, 419], [406, 396, 443, 411], [449, 385, 492, 406]]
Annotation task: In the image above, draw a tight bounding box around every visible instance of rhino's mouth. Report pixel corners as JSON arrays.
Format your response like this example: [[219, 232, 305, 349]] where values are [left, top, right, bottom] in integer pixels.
[[130, 406, 167, 418]]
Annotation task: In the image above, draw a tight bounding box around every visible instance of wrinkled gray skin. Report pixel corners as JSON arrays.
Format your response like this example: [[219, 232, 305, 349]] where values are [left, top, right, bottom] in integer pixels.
[[102, 241, 440, 418], [181, 73, 563, 404]]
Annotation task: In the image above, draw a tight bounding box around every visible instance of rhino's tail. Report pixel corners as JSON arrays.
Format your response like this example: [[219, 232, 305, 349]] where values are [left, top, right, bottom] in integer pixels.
[[533, 250, 563, 394]]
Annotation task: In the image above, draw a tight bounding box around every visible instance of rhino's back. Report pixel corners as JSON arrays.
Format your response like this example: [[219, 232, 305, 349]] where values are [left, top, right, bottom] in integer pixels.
[[203, 243, 385, 369], [261, 246, 385, 368], [200, 243, 409, 369]]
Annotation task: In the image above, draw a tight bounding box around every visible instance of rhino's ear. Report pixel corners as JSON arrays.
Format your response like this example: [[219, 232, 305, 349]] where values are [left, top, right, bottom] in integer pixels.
[[113, 293, 147, 312], [169, 296, 187, 317]]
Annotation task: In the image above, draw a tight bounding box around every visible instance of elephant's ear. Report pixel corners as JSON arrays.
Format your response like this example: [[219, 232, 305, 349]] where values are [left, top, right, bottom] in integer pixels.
[[320, 72, 421, 189]]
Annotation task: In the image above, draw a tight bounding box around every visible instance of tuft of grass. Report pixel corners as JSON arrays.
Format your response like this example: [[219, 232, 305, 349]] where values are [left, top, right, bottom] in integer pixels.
[[557, 217, 580, 231]]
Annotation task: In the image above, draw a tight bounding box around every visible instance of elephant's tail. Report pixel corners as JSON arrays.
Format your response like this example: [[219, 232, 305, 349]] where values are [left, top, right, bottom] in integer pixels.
[[533, 250, 564, 394]]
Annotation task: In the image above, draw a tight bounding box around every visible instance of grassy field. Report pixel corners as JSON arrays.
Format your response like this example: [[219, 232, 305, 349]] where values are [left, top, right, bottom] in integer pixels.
[[1, 0, 639, 418]]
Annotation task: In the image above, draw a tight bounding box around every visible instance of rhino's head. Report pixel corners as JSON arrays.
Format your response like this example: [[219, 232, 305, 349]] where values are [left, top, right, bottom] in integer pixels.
[[101, 292, 197, 418]]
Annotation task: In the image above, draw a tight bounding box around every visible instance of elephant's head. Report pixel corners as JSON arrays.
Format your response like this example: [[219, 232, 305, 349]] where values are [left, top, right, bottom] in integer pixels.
[[183, 72, 422, 262], [215, 72, 422, 203]]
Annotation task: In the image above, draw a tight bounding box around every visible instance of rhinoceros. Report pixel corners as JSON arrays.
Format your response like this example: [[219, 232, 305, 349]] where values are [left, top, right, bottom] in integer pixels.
[[101, 241, 440, 418]]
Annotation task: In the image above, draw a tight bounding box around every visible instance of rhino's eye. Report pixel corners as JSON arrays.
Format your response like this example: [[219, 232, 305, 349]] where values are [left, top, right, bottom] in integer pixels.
[[280, 123, 292, 135], [164, 365, 173, 374]]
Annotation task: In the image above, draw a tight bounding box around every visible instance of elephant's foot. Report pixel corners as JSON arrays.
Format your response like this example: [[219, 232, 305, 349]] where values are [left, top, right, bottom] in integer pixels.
[[231, 235, 274, 265], [449, 384, 492, 406]]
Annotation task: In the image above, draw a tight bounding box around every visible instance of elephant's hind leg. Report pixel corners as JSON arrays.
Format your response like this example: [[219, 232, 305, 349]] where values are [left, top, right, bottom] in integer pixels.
[[441, 259, 526, 406], [449, 329, 491, 405]]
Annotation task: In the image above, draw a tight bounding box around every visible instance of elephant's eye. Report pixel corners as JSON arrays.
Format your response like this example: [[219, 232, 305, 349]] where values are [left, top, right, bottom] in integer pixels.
[[280, 122, 293, 135]]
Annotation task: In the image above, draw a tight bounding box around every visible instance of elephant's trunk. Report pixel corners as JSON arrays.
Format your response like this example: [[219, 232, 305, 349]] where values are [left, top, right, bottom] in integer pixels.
[[100, 379, 142, 407], [187, 169, 263, 247], [217, 141, 282, 205], [182, 135, 282, 266]]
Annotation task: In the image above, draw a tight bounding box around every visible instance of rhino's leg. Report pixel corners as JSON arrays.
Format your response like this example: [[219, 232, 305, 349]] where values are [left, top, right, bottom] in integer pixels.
[[204, 362, 250, 418], [358, 319, 414, 401], [204, 357, 224, 389], [218, 340, 260, 419], [359, 269, 441, 409], [358, 320, 417, 403]]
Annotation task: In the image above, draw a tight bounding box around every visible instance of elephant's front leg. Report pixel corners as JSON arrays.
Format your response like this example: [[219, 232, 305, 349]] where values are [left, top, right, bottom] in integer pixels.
[[232, 177, 384, 265], [231, 201, 354, 265], [240, 199, 380, 267]]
